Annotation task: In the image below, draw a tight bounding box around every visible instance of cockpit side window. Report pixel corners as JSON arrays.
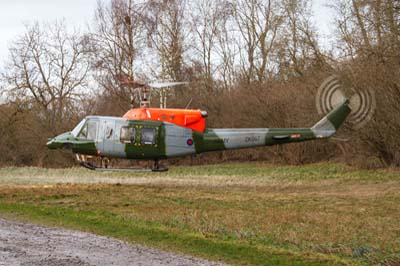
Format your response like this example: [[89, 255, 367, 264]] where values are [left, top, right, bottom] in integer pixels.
[[71, 119, 86, 137], [120, 127, 136, 143], [77, 120, 98, 140], [141, 128, 156, 145], [87, 121, 98, 140], [78, 124, 88, 138]]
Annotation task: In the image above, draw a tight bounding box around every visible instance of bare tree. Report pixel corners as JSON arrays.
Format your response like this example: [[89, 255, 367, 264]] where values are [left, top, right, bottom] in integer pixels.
[[91, 0, 146, 112], [216, 12, 239, 91], [1, 21, 90, 132], [333, 0, 400, 59], [332, 0, 400, 166], [233, 0, 283, 83], [189, 0, 230, 90], [144, 0, 187, 82], [277, 0, 325, 77]]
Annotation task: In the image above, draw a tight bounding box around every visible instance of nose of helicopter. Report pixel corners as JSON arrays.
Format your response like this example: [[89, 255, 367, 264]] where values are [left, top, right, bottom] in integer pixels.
[[46, 138, 56, 149], [46, 137, 64, 150], [46, 132, 74, 149]]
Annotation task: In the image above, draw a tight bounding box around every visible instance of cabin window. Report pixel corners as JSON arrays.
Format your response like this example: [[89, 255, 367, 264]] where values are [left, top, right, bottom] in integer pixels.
[[141, 128, 156, 145], [120, 127, 136, 143]]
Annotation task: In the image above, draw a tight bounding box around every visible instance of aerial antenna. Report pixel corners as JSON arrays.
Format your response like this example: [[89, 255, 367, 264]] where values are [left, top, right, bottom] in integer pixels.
[[184, 98, 193, 109]]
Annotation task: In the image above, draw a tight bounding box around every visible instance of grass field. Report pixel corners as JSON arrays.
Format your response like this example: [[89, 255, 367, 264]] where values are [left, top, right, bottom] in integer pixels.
[[0, 163, 399, 265]]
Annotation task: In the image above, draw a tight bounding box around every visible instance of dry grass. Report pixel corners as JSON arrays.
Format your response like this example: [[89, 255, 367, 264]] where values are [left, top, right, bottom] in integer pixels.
[[0, 163, 399, 265]]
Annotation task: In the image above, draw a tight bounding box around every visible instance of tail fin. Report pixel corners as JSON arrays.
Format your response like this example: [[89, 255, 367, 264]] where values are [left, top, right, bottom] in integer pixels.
[[311, 99, 351, 138]]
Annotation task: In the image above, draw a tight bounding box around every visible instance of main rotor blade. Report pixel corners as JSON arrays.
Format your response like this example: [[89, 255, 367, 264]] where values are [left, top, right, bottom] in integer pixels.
[[148, 82, 189, 89]]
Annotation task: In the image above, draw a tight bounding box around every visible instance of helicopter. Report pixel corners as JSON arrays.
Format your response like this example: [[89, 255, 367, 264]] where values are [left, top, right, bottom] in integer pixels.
[[46, 80, 351, 171]]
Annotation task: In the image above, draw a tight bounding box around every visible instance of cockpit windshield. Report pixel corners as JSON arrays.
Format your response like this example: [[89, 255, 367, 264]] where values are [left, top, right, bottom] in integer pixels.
[[71, 118, 98, 140], [71, 119, 86, 137]]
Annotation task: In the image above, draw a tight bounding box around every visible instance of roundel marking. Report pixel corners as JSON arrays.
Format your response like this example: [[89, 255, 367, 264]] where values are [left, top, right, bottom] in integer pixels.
[[187, 139, 194, 146]]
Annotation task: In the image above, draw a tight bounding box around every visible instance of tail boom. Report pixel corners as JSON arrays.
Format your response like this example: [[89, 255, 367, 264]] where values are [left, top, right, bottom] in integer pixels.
[[195, 100, 351, 153]]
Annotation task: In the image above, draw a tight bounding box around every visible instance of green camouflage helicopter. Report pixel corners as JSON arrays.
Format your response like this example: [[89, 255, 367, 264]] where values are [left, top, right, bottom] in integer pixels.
[[47, 82, 351, 171]]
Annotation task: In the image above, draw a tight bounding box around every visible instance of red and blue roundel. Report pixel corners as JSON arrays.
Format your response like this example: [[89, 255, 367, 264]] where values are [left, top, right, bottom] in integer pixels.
[[187, 139, 194, 146]]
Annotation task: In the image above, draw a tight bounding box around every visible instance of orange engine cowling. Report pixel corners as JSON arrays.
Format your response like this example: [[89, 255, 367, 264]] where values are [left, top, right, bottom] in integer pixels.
[[123, 108, 207, 132]]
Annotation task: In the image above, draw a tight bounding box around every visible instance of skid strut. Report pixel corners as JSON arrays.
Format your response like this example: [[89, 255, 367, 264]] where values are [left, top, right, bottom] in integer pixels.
[[152, 159, 168, 172]]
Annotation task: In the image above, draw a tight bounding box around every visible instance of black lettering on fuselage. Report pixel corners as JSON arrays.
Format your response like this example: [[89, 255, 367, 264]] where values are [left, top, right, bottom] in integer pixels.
[[245, 136, 261, 143]]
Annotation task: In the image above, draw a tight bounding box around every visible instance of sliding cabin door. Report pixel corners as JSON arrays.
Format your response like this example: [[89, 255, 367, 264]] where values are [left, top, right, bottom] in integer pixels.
[[99, 119, 116, 157]]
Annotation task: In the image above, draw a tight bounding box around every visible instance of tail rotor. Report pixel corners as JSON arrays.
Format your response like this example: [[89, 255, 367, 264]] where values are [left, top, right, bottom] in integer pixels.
[[316, 75, 375, 129]]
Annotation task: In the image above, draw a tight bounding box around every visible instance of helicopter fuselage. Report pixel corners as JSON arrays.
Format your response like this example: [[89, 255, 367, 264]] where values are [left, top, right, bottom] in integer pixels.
[[46, 99, 351, 163], [47, 116, 315, 160]]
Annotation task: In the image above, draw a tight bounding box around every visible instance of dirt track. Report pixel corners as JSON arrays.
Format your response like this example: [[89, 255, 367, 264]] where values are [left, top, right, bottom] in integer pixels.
[[0, 218, 223, 266]]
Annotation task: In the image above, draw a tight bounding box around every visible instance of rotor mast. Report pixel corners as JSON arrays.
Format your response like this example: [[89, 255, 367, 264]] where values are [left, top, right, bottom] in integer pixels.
[[119, 75, 188, 109]]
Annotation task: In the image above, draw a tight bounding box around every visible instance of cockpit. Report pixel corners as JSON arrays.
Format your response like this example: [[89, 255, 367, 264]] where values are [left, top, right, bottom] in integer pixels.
[[71, 118, 98, 140], [71, 119, 86, 137]]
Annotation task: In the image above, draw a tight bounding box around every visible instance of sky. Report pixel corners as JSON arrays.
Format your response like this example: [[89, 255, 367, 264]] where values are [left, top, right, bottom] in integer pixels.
[[0, 0, 98, 64], [0, 0, 334, 67]]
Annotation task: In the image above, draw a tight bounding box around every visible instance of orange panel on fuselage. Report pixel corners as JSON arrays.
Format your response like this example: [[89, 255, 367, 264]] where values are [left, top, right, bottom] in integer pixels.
[[123, 108, 206, 132]]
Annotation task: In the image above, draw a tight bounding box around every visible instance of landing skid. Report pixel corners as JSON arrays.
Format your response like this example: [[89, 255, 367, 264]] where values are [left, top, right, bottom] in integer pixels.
[[79, 161, 168, 172]]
